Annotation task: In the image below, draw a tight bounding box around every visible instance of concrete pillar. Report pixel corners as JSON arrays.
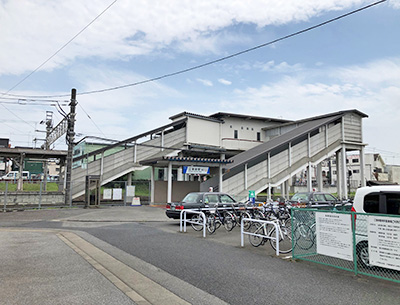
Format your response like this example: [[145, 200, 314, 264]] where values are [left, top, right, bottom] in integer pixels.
[[127, 172, 132, 186], [177, 167, 184, 181], [219, 153, 225, 193], [285, 180, 290, 200], [336, 150, 342, 199], [307, 162, 312, 192], [150, 166, 155, 203], [341, 144, 348, 199], [167, 162, 172, 203], [316, 163, 323, 192], [360, 146, 366, 187]]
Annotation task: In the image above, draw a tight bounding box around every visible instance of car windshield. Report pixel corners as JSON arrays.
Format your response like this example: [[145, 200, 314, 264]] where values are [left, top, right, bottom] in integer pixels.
[[182, 193, 202, 203], [291, 193, 309, 201]]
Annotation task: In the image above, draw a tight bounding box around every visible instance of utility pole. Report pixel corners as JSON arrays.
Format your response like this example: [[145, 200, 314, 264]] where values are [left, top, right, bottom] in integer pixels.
[[43, 111, 53, 191], [64, 88, 77, 205]]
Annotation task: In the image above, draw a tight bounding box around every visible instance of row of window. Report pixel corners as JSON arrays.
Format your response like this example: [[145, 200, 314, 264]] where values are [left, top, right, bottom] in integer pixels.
[[233, 130, 261, 141], [230, 125, 255, 131], [331, 158, 360, 164]]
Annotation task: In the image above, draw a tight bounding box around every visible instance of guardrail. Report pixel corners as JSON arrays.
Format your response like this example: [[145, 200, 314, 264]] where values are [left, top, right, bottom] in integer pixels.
[[240, 218, 280, 256], [180, 209, 207, 238]]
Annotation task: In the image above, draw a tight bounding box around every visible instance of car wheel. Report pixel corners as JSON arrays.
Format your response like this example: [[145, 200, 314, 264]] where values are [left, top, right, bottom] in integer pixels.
[[356, 241, 372, 268]]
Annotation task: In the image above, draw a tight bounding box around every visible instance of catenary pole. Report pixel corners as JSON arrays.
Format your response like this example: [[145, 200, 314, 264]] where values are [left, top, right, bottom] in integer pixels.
[[64, 88, 77, 205]]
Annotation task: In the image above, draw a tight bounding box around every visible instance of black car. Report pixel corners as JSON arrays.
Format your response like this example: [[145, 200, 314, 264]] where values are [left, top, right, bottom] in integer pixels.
[[290, 191, 340, 208], [165, 192, 237, 219]]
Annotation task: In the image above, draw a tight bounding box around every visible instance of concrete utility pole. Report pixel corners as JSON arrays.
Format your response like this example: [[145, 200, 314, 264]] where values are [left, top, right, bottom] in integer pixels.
[[64, 89, 77, 205], [43, 111, 53, 191]]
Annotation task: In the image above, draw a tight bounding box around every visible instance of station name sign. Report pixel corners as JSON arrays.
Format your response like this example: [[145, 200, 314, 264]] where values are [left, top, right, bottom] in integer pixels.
[[183, 166, 210, 175]]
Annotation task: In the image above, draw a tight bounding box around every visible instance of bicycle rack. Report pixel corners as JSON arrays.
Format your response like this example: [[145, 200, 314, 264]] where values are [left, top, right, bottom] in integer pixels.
[[240, 218, 280, 256], [180, 209, 207, 238]]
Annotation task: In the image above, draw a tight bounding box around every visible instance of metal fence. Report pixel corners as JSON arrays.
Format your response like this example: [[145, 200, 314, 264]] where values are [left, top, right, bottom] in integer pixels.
[[292, 208, 400, 283], [70, 180, 151, 207], [1, 180, 64, 210], [1, 179, 151, 210]]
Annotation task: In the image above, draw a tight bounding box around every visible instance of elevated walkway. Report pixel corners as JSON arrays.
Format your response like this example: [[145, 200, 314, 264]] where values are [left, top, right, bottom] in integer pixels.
[[222, 110, 367, 200]]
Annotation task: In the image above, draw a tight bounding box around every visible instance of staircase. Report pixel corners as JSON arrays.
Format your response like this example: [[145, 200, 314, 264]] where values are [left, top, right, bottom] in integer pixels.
[[222, 111, 366, 201]]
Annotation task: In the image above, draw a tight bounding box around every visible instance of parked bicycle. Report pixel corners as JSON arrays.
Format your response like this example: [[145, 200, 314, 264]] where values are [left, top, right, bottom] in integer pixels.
[[248, 217, 293, 253]]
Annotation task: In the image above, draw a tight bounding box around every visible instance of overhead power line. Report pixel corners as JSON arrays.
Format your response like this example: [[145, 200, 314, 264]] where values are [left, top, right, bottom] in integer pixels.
[[0, 0, 119, 133], [1, 0, 119, 96], [1, 0, 387, 99]]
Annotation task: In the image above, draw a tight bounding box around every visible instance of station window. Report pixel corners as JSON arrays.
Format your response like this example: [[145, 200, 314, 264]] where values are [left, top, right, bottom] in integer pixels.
[[234, 130, 238, 139], [257, 132, 261, 141]]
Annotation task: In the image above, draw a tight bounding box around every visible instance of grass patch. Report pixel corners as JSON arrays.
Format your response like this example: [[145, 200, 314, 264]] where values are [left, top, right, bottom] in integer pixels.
[[0, 182, 59, 192]]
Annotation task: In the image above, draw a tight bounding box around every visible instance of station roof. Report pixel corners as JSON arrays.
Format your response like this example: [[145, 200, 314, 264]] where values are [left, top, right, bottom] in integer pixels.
[[0, 147, 67, 160], [140, 155, 233, 167]]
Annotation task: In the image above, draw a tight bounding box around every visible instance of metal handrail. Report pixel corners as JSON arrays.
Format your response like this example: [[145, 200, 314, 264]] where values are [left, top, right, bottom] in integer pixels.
[[180, 209, 207, 238], [240, 218, 280, 256]]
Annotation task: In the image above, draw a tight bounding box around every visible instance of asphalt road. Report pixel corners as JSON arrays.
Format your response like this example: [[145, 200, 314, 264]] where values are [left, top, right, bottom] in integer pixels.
[[0, 206, 399, 305]]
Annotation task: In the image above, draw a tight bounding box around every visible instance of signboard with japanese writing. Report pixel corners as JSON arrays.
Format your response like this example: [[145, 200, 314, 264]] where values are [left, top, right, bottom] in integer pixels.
[[368, 216, 400, 271], [112, 188, 122, 200], [126, 185, 135, 197], [103, 189, 112, 200], [183, 166, 210, 175], [316, 212, 353, 261]]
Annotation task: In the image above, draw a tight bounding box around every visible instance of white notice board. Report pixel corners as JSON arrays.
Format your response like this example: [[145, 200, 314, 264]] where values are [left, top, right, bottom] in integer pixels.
[[103, 189, 112, 200], [126, 185, 135, 197], [368, 216, 400, 271], [316, 212, 353, 261], [112, 188, 122, 200]]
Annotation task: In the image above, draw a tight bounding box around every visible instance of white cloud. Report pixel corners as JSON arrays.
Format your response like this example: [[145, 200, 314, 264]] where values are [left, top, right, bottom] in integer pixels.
[[389, 0, 400, 9], [0, 0, 377, 76], [196, 78, 213, 87], [218, 78, 232, 85], [253, 60, 304, 73], [222, 57, 400, 163]]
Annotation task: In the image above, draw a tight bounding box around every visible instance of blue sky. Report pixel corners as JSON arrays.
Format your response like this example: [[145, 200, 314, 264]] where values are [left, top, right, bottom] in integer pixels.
[[1, 0, 400, 164]]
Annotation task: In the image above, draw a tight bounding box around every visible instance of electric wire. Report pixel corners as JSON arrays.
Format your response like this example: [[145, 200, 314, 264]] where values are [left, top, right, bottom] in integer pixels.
[[0, 0, 387, 99], [0, 0, 119, 135], [1, 0, 119, 96], [78, 103, 106, 137]]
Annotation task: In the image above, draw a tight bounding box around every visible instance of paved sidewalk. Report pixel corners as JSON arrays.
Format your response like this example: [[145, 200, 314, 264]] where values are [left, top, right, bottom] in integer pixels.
[[0, 229, 136, 305], [0, 207, 227, 305]]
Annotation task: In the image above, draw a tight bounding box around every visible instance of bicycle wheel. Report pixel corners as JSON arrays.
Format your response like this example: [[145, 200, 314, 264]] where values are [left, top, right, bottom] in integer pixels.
[[252, 209, 264, 219], [190, 214, 204, 231], [248, 223, 264, 247], [269, 225, 293, 254], [223, 212, 235, 232], [206, 215, 216, 234], [293, 224, 314, 250], [240, 211, 252, 230], [263, 211, 276, 221]]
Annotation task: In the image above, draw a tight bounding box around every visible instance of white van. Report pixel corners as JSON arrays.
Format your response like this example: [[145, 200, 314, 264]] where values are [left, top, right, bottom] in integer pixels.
[[351, 185, 400, 268], [1, 171, 30, 180]]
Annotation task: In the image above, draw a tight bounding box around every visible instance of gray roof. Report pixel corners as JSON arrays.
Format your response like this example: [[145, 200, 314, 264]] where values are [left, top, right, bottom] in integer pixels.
[[169, 111, 293, 124], [262, 109, 368, 131], [209, 112, 292, 123]]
